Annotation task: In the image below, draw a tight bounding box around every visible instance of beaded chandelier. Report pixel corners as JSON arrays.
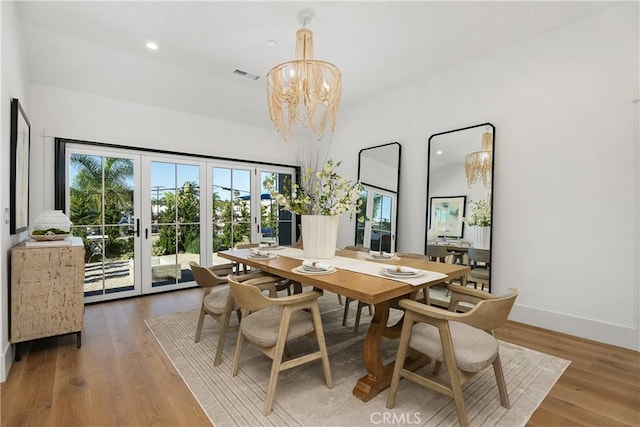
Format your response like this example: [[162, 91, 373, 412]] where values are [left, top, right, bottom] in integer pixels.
[[266, 12, 341, 142], [465, 132, 493, 189]]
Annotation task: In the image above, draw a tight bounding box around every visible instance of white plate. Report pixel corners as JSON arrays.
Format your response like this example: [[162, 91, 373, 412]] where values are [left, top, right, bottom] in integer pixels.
[[29, 233, 71, 241], [248, 253, 277, 259], [379, 269, 424, 279], [292, 266, 336, 275], [366, 254, 399, 261]]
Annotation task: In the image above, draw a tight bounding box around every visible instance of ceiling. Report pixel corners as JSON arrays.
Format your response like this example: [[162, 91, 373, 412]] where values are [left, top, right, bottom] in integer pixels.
[[16, 1, 616, 130]]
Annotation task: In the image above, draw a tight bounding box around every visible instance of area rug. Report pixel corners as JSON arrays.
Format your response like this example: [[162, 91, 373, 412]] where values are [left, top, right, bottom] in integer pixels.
[[145, 293, 569, 427]]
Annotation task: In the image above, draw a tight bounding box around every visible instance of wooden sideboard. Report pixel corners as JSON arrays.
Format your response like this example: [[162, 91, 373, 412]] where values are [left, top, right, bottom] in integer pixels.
[[10, 237, 85, 360]]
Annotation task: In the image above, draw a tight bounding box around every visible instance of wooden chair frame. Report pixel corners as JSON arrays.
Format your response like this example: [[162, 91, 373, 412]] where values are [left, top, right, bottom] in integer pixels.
[[228, 274, 333, 415], [234, 243, 259, 274], [386, 285, 518, 427], [190, 262, 277, 366], [340, 245, 372, 318], [235, 243, 298, 296], [342, 297, 373, 333]]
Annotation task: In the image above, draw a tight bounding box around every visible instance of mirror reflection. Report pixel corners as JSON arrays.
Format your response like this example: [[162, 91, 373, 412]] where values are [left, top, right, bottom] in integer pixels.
[[426, 123, 494, 290], [355, 142, 401, 253]]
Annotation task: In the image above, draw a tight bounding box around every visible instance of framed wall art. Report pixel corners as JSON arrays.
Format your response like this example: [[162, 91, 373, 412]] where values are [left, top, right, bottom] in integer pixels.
[[428, 196, 466, 238], [10, 98, 31, 234]]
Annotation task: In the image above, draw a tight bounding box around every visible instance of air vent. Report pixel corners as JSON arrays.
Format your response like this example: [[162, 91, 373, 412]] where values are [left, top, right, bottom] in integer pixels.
[[233, 69, 260, 80]]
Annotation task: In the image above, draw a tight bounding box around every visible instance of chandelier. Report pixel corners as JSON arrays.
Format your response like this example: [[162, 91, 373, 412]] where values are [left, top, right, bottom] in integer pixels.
[[266, 11, 342, 142], [465, 131, 493, 189]]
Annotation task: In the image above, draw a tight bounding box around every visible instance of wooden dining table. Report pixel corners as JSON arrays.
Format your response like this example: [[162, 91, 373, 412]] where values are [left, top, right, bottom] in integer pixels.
[[217, 247, 470, 402]]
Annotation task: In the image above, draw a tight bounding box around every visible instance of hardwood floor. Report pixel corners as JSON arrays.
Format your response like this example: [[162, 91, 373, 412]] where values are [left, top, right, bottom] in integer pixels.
[[2, 288, 639, 426]]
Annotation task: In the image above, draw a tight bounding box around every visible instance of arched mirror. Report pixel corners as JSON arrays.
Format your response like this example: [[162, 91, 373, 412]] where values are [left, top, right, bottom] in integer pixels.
[[426, 123, 494, 290], [355, 142, 401, 252]]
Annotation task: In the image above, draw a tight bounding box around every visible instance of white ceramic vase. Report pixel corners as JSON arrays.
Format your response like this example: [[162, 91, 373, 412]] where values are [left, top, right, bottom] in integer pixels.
[[301, 215, 339, 259], [472, 226, 491, 250]]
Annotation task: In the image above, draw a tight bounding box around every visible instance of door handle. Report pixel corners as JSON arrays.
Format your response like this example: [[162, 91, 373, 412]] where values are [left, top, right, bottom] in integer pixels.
[[145, 228, 149, 239], [135, 218, 140, 237]]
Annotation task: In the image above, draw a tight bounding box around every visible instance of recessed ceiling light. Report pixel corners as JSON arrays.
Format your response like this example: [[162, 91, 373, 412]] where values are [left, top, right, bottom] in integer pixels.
[[436, 150, 443, 155], [267, 40, 277, 47], [146, 41, 158, 51]]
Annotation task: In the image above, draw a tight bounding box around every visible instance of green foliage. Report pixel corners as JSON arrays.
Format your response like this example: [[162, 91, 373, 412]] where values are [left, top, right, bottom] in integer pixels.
[[153, 182, 201, 255], [210, 186, 254, 251], [69, 154, 134, 260], [463, 200, 491, 227], [184, 235, 200, 254], [263, 159, 363, 216]]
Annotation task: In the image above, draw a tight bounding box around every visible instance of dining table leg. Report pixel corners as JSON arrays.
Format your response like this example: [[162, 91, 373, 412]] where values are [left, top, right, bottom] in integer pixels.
[[352, 296, 430, 402]]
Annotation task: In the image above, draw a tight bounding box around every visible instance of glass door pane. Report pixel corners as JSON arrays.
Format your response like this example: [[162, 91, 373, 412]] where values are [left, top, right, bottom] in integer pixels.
[[148, 161, 201, 289], [370, 193, 393, 252], [356, 189, 368, 246], [68, 152, 139, 300], [212, 167, 252, 253], [259, 170, 295, 246]]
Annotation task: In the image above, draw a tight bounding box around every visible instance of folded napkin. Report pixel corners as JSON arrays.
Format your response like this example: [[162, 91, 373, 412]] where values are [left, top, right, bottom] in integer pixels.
[[251, 249, 271, 257], [302, 260, 333, 271], [370, 250, 395, 259], [383, 266, 420, 274]]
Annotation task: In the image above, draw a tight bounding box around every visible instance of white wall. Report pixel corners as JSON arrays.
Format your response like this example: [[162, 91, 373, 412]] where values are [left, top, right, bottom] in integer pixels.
[[28, 84, 318, 218], [1, 0, 31, 381], [360, 156, 398, 190], [331, 4, 639, 350]]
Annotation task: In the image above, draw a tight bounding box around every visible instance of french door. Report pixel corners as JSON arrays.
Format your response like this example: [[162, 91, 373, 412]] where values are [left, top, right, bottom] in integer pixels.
[[68, 147, 142, 302], [209, 162, 296, 256], [143, 157, 205, 294], [67, 144, 296, 303], [257, 168, 296, 246]]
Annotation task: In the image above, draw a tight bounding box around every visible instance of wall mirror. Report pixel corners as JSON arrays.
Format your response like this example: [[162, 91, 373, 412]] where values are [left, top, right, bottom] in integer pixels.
[[426, 123, 494, 289], [355, 142, 401, 252]]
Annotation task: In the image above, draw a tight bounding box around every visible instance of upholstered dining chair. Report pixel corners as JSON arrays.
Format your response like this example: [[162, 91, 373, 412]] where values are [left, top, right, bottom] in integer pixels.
[[386, 285, 519, 427], [227, 273, 333, 415], [395, 252, 427, 259], [342, 245, 373, 331], [337, 246, 365, 305], [344, 245, 369, 252], [426, 244, 450, 263], [466, 248, 491, 291], [190, 261, 278, 366], [235, 242, 297, 295], [426, 244, 468, 289], [395, 252, 437, 304], [235, 243, 259, 274]]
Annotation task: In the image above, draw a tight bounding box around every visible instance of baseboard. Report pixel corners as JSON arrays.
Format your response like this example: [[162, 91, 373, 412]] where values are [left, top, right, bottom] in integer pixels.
[[1, 341, 13, 382], [510, 303, 639, 351]]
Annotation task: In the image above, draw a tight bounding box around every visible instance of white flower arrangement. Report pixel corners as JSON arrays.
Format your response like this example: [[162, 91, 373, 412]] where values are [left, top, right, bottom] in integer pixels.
[[463, 200, 491, 227], [263, 159, 363, 216]]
